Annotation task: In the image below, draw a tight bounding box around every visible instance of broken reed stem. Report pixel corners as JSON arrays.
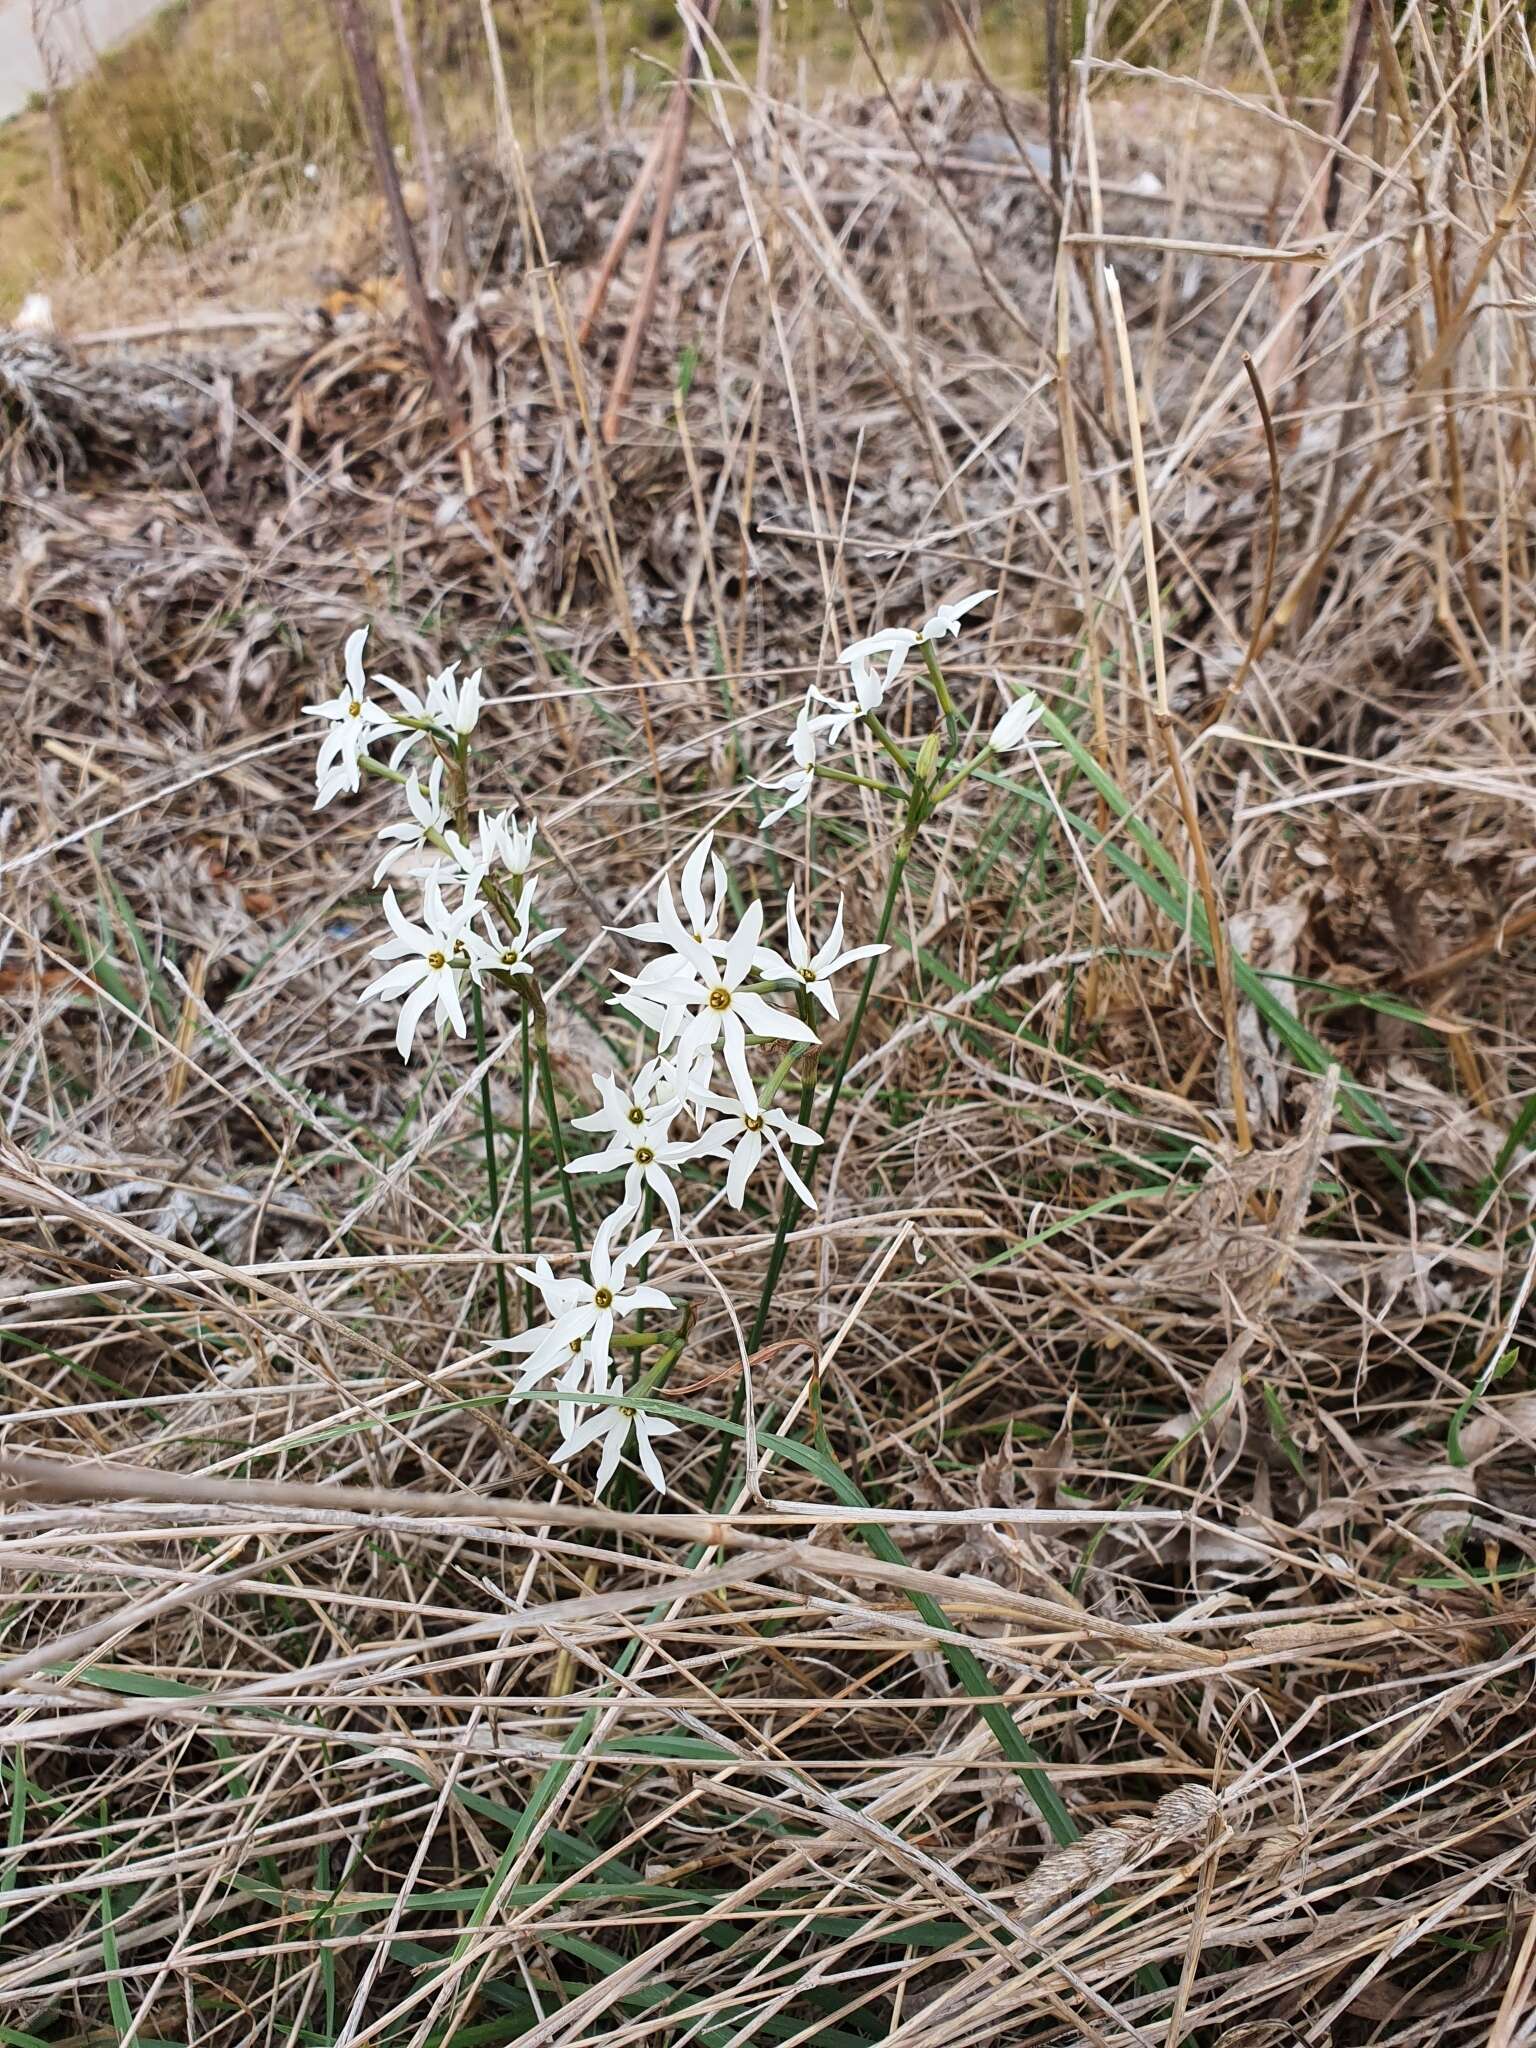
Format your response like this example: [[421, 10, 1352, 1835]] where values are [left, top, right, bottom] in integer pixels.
[[1104, 262, 1252, 1153], [1203, 351, 1281, 729], [385, 0, 443, 276], [601, 66, 700, 444], [330, 0, 458, 432], [1055, 245, 1110, 1021], [579, 123, 668, 344]]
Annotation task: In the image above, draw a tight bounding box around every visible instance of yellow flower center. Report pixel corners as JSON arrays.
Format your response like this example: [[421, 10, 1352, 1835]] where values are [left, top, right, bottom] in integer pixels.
[[708, 986, 731, 1012], [626, 1105, 645, 1125], [569, 1337, 584, 1354], [501, 949, 519, 966], [426, 950, 446, 971], [347, 700, 362, 718], [799, 965, 816, 982], [743, 1115, 763, 1132], [593, 1286, 614, 1311], [634, 1145, 655, 1166]]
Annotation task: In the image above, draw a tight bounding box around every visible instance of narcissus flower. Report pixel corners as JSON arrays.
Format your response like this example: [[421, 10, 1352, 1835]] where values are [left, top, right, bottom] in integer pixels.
[[373, 758, 451, 882], [760, 887, 888, 1021], [619, 834, 729, 950], [475, 807, 536, 878], [359, 874, 497, 1060], [553, 1385, 681, 1497], [918, 588, 995, 642], [838, 627, 914, 713], [567, 1109, 698, 1235], [572, 1062, 690, 1142], [694, 1089, 821, 1209], [375, 658, 483, 745], [990, 689, 1047, 753], [304, 627, 393, 807], [500, 1216, 671, 1388], [427, 662, 483, 738], [620, 895, 818, 1108], [480, 877, 563, 983]]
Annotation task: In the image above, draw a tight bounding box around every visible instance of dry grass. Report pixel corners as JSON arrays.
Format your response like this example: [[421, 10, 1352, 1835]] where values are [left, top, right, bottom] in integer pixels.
[[3, 8, 1536, 2044]]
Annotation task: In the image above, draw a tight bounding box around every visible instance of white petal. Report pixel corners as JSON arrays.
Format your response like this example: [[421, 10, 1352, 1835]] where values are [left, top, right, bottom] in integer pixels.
[[634, 1419, 668, 1496], [344, 626, 369, 693], [394, 978, 437, 1061], [591, 1413, 628, 1497]]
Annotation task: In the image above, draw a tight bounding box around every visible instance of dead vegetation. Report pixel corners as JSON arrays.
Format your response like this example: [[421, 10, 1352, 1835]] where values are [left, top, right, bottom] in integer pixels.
[[2, 14, 1536, 2045]]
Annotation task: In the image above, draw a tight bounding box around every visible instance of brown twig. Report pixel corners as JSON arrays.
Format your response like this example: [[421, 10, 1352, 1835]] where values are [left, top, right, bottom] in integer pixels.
[[1399, 901, 1536, 988], [329, 0, 459, 433], [579, 122, 669, 345], [600, 33, 714, 445]]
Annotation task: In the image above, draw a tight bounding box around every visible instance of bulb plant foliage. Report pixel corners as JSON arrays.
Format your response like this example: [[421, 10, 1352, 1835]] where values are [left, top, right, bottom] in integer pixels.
[[307, 598, 1040, 1496]]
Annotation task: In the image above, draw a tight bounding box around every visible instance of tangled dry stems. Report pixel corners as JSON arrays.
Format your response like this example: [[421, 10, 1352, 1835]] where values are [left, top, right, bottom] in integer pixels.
[[2, 26, 1536, 2048]]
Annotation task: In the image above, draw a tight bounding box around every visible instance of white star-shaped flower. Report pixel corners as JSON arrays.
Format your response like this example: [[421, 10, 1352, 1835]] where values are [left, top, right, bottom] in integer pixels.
[[373, 757, 451, 882], [614, 895, 818, 1107], [694, 1088, 821, 1209], [917, 588, 995, 643], [758, 693, 841, 828], [554, 1386, 681, 1497], [758, 763, 816, 830], [358, 874, 497, 1060], [374, 658, 483, 752], [499, 1215, 672, 1389], [426, 661, 482, 738], [837, 627, 915, 715], [303, 626, 394, 808], [990, 689, 1047, 754], [567, 1106, 698, 1235], [542, 1338, 611, 1446], [618, 834, 730, 951], [759, 887, 888, 1021], [479, 876, 563, 983], [572, 1061, 688, 1143], [478, 806, 536, 877]]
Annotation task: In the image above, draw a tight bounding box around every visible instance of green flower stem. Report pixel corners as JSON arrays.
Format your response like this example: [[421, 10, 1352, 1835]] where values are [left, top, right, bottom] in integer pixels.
[[765, 825, 914, 1279], [813, 763, 904, 797], [933, 746, 995, 805], [753, 1041, 808, 1114], [703, 831, 916, 1514], [471, 985, 511, 1344], [634, 1333, 687, 1396], [519, 999, 534, 1325], [533, 1014, 584, 1255], [862, 714, 916, 778], [816, 828, 912, 1135], [921, 641, 960, 756]]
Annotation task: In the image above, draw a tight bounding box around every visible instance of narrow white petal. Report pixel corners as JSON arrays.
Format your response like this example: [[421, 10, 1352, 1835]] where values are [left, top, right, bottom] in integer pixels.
[[635, 1420, 668, 1496]]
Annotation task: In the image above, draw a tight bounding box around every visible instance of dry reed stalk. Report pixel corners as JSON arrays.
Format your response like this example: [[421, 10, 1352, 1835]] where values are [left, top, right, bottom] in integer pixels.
[[1104, 262, 1252, 1151]]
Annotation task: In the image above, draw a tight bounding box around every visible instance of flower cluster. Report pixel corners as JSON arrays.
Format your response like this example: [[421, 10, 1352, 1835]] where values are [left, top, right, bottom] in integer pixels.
[[305, 626, 895, 1499], [305, 591, 1019, 1498], [755, 588, 1047, 823], [303, 627, 561, 1063]]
